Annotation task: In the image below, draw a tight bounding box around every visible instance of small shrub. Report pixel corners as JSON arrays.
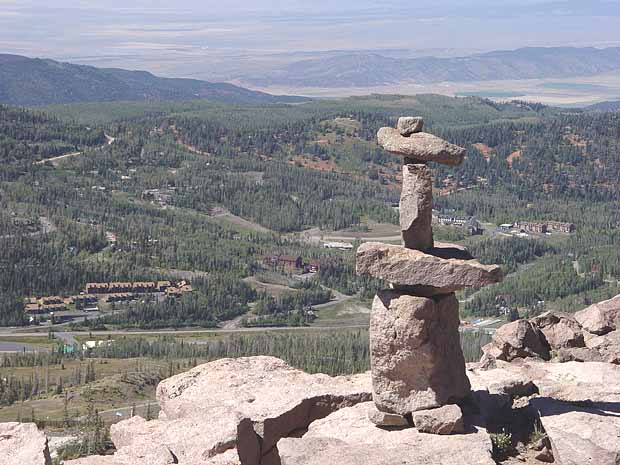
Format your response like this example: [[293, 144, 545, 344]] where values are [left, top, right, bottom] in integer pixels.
[[491, 431, 513, 459], [529, 420, 546, 444]]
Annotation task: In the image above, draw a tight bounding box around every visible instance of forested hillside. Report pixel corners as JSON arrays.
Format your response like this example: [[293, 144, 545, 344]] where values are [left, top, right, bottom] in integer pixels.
[[0, 54, 307, 106], [1, 94, 620, 327]]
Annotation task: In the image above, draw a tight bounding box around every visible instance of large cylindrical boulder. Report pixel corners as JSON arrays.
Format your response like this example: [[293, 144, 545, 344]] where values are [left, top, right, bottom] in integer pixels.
[[370, 290, 471, 414]]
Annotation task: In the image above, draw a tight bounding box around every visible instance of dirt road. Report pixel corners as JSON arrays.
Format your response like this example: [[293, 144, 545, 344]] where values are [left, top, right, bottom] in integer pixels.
[[34, 133, 116, 166]]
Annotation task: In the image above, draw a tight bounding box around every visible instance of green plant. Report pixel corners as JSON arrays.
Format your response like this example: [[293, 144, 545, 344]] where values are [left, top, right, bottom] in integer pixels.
[[529, 420, 546, 444], [491, 431, 513, 459]]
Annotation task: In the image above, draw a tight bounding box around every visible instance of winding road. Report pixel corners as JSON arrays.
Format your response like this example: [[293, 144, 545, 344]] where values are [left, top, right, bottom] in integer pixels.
[[34, 134, 116, 166]]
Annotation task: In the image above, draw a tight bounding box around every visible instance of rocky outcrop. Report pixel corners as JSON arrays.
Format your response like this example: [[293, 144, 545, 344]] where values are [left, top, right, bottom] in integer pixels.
[[483, 320, 551, 362], [157, 356, 371, 459], [0, 422, 51, 465], [531, 311, 585, 349], [22, 354, 620, 465], [278, 402, 495, 465], [356, 242, 502, 294], [377, 127, 466, 165], [469, 359, 620, 404], [67, 357, 370, 465], [469, 359, 620, 465], [481, 306, 620, 364], [370, 291, 470, 413], [400, 163, 434, 251], [411, 405, 465, 435], [531, 397, 620, 465], [575, 295, 620, 335]]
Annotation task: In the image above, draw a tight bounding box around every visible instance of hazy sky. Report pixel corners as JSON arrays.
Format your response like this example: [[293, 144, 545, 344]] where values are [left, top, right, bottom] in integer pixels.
[[2, 0, 620, 79]]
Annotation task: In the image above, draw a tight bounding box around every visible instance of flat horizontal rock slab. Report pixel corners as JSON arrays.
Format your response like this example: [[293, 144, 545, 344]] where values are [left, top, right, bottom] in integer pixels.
[[157, 356, 371, 461], [278, 402, 495, 465], [432, 241, 474, 260], [377, 127, 466, 165], [531, 397, 620, 465], [356, 242, 502, 293], [468, 359, 620, 404]]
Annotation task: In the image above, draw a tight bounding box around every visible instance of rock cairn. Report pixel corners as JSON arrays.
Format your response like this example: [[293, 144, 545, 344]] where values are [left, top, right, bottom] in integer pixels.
[[357, 117, 503, 431]]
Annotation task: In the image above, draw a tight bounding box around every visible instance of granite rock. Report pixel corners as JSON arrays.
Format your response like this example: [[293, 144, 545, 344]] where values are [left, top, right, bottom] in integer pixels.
[[412, 404, 465, 435], [377, 127, 466, 165], [370, 291, 470, 414], [482, 320, 550, 362], [397, 116, 424, 136], [0, 422, 51, 465], [400, 163, 433, 251], [575, 295, 620, 335], [356, 242, 502, 294], [278, 402, 495, 465]]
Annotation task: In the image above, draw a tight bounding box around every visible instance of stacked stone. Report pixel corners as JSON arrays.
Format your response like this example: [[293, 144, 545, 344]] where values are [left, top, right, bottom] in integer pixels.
[[357, 117, 504, 434]]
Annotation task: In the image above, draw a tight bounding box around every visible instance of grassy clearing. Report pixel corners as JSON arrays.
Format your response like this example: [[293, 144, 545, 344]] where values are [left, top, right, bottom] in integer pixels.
[[312, 298, 371, 327]]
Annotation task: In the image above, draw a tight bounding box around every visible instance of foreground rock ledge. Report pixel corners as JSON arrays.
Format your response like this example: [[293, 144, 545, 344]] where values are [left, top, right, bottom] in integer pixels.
[[68, 357, 371, 465], [278, 402, 495, 465], [0, 422, 51, 465], [9, 356, 620, 465], [357, 242, 502, 293]]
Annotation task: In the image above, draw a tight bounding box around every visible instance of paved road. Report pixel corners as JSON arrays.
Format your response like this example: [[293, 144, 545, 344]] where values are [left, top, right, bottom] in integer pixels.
[[0, 341, 50, 353], [0, 324, 371, 339]]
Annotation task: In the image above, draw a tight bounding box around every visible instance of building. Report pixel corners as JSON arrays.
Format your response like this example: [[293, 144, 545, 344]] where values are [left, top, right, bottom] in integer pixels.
[[86, 283, 109, 294], [104, 293, 135, 304], [108, 282, 133, 293], [165, 287, 183, 298], [67, 295, 99, 308], [262, 255, 304, 271], [277, 256, 303, 271], [466, 218, 484, 236], [434, 214, 468, 227], [157, 281, 172, 292], [24, 303, 44, 315], [142, 189, 173, 207], [165, 282, 193, 298], [40, 296, 63, 306], [307, 260, 321, 273], [516, 222, 548, 234], [322, 242, 354, 250], [132, 282, 157, 293], [546, 221, 576, 234]]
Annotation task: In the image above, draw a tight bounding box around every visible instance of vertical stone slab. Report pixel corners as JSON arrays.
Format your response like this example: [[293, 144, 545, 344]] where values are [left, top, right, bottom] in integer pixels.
[[400, 163, 433, 251], [370, 291, 470, 414]]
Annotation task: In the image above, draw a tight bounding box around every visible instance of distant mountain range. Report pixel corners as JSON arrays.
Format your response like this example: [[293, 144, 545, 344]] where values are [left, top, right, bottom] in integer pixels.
[[242, 47, 620, 88], [586, 100, 620, 112], [0, 54, 307, 106]]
